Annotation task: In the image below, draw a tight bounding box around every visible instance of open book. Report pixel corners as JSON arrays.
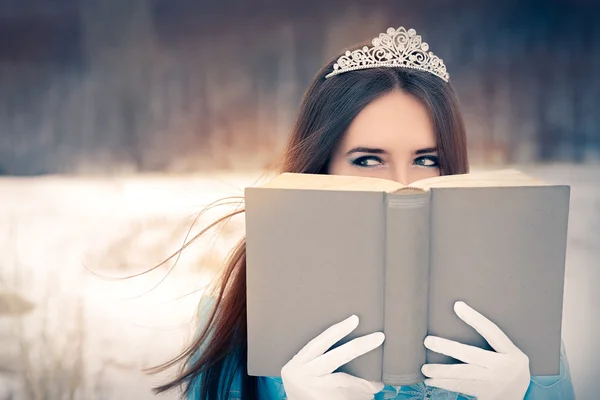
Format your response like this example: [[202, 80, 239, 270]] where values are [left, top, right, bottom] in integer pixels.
[[244, 170, 570, 385]]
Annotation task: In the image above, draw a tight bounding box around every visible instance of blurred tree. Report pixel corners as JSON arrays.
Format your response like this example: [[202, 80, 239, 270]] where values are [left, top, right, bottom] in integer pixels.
[[0, 0, 598, 174]]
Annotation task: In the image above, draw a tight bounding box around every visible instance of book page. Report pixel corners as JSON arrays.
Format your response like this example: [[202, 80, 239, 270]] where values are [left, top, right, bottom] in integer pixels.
[[410, 169, 550, 189], [258, 172, 405, 192], [255, 169, 552, 193]]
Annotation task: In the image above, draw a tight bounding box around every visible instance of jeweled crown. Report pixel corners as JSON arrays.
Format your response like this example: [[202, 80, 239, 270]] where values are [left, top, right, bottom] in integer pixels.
[[325, 27, 449, 82]]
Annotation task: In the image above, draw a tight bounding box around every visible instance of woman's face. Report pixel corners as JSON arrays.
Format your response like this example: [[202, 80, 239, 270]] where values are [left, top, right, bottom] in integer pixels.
[[327, 90, 440, 185]]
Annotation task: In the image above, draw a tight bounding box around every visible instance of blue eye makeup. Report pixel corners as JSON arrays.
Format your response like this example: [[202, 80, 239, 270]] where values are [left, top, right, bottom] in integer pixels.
[[348, 152, 439, 169], [414, 155, 439, 168], [350, 155, 384, 167]]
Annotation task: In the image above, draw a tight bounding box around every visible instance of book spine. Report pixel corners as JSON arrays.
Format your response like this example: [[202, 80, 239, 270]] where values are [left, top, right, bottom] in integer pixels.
[[382, 191, 431, 386]]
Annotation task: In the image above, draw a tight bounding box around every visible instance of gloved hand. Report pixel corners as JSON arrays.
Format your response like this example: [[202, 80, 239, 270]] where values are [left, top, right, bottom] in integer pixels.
[[422, 301, 531, 400], [281, 315, 385, 400]]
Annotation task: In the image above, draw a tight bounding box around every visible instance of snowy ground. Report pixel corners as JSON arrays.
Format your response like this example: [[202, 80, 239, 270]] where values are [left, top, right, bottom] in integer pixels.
[[0, 165, 598, 400]]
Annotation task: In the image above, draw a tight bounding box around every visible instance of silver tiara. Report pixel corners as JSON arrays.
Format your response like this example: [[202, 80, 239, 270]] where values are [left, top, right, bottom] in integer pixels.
[[325, 27, 449, 82]]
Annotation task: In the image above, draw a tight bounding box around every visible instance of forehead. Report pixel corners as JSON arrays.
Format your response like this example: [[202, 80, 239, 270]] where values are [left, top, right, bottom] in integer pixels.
[[342, 90, 436, 150]]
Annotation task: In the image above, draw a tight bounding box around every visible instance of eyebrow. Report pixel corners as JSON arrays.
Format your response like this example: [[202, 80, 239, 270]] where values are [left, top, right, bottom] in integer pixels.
[[415, 147, 438, 155], [345, 146, 438, 156], [345, 147, 386, 156]]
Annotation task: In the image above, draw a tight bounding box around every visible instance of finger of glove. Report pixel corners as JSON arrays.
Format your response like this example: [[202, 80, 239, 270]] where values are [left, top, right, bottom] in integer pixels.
[[421, 363, 492, 381], [454, 301, 520, 354], [307, 331, 385, 376], [424, 336, 495, 367], [319, 372, 384, 394], [425, 378, 487, 398], [367, 380, 385, 394], [294, 315, 359, 363]]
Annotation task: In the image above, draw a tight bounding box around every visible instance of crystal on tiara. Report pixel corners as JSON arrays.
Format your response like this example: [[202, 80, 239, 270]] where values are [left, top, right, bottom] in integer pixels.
[[325, 27, 449, 82]]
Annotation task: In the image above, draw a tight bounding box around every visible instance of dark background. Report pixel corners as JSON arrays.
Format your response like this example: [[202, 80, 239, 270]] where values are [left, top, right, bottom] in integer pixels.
[[0, 0, 598, 175]]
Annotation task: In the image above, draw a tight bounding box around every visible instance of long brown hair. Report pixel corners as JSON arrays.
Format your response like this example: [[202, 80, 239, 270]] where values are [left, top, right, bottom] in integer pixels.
[[150, 54, 469, 400]]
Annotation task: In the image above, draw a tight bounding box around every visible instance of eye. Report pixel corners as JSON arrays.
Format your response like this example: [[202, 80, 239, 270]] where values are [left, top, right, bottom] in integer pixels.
[[414, 155, 439, 168], [351, 156, 384, 168]]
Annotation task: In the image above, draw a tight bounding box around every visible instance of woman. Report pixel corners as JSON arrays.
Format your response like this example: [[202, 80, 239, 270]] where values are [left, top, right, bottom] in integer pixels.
[[152, 27, 575, 400]]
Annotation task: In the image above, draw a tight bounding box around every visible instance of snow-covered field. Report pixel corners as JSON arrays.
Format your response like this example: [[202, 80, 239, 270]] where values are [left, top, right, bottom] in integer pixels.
[[0, 165, 598, 400]]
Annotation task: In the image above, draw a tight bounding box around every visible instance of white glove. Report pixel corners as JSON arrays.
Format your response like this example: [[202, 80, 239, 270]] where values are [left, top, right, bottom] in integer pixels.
[[422, 301, 531, 400], [281, 315, 385, 400]]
